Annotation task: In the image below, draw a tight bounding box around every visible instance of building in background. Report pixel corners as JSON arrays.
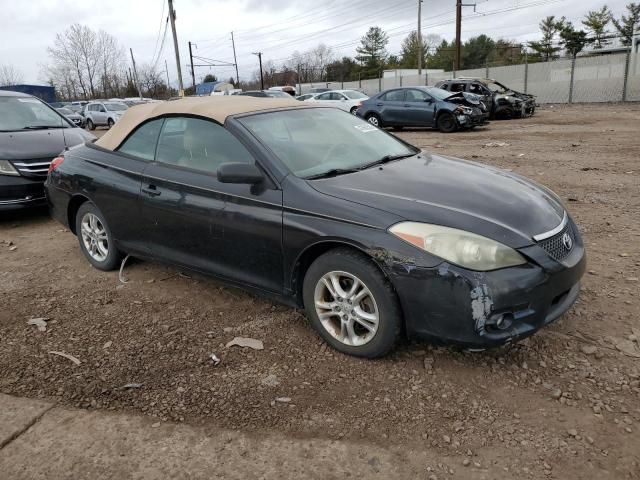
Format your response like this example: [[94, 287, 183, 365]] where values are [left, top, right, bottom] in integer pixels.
[[0, 84, 56, 103]]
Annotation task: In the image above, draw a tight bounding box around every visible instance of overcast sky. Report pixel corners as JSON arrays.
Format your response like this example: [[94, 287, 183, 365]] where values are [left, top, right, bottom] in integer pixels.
[[0, 0, 628, 86]]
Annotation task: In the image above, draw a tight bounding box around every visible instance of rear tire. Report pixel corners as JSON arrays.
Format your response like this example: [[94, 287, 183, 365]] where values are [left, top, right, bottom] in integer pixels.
[[366, 113, 382, 128], [437, 112, 458, 133], [86, 119, 95, 131], [303, 248, 401, 358], [75, 202, 122, 271]]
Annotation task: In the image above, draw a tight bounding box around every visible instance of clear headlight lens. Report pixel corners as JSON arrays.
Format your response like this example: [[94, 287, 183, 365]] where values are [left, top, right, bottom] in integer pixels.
[[0, 160, 19, 176], [389, 222, 526, 271]]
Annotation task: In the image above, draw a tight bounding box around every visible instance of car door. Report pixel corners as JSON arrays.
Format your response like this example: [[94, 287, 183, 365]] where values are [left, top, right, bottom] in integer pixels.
[[403, 89, 437, 126], [87, 118, 165, 254], [93, 104, 106, 125], [139, 116, 284, 292], [377, 89, 406, 125]]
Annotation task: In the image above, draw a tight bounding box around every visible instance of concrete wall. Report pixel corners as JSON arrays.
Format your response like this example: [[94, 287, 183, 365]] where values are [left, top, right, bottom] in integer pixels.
[[298, 51, 640, 103]]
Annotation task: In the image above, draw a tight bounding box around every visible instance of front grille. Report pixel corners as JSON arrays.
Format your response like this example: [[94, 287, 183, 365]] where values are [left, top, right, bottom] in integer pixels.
[[11, 158, 52, 179], [537, 222, 575, 262]]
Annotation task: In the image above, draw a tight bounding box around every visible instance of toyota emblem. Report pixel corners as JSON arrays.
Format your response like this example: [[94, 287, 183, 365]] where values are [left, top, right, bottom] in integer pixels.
[[562, 232, 573, 251]]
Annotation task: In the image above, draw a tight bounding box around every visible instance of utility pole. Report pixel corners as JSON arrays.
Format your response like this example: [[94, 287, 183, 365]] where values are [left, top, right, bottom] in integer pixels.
[[168, 0, 184, 96], [417, 0, 423, 75], [455, 0, 476, 71], [253, 52, 264, 90], [165, 59, 171, 97], [231, 31, 240, 86], [188, 41, 196, 91], [455, 0, 462, 71], [129, 48, 143, 99]]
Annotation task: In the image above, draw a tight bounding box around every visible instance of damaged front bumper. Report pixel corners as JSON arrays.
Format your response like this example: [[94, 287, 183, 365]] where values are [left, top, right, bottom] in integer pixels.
[[383, 225, 586, 349]]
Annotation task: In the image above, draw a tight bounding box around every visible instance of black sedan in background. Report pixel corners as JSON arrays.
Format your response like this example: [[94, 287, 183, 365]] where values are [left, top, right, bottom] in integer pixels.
[[56, 107, 85, 128], [0, 90, 94, 211], [356, 86, 489, 132], [46, 97, 585, 358]]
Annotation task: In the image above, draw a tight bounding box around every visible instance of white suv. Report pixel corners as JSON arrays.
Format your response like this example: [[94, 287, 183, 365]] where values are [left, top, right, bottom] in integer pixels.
[[83, 101, 128, 130]]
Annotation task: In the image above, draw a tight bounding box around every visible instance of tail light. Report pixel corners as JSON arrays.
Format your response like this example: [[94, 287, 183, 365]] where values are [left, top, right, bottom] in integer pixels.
[[49, 156, 65, 173]]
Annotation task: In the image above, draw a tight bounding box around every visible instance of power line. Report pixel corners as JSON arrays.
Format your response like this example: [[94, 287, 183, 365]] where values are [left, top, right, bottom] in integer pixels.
[[150, 0, 166, 64]]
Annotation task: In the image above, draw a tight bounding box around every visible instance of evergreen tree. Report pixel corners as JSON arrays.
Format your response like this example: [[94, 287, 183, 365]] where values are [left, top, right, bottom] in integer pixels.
[[559, 22, 591, 58], [462, 34, 496, 68], [529, 16, 566, 60], [356, 26, 389, 78], [399, 31, 427, 68], [612, 3, 640, 46], [582, 6, 612, 49]]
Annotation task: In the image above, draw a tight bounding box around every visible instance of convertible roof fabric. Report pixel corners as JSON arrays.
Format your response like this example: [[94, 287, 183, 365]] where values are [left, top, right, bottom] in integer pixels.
[[95, 96, 306, 151]]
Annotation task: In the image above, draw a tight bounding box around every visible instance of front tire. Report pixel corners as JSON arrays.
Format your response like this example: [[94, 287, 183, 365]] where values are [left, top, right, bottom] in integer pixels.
[[75, 202, 122, 271], [437, 112, 458, 133], [303, 248, 401, 358], [350, 106, 358, 115], [365, 113, 382, 128], [107, 118, 115, 128]]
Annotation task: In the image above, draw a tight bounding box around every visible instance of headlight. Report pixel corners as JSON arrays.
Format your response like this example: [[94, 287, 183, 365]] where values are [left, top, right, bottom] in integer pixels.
[[455, 106, 473, 115], [0, 160, 19, 176], [389, 222, 526, 271]]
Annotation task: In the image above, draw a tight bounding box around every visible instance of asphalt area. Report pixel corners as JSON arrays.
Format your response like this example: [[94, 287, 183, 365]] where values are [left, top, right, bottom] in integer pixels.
[[1, 104, 639, 479]]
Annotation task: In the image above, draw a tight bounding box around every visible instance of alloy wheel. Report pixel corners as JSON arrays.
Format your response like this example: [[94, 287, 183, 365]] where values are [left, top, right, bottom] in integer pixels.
[[367, 115, 380, 127], [80, 212, 109, 262], [313, 271, 379, 346]]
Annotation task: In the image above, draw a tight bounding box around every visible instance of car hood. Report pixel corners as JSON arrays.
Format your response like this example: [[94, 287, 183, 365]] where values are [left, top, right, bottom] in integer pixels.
[[445, 91, 481, 106], [0, 128, 95, 160], [308, 153, 565, 248]]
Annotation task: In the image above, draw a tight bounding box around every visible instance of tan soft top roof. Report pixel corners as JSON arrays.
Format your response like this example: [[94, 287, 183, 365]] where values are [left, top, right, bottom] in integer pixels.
[[95, 96, 306, 151]]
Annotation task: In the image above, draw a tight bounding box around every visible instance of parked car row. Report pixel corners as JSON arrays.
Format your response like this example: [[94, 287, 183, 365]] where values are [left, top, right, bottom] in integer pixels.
[[294, 77, 535, 132]]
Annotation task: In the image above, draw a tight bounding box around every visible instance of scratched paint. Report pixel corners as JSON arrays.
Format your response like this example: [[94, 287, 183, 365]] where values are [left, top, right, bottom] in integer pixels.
[[470, 284, 493, 335]]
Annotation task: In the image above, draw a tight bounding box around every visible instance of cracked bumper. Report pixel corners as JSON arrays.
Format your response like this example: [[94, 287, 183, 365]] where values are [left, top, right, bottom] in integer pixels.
[[386, 241, 586, 349]]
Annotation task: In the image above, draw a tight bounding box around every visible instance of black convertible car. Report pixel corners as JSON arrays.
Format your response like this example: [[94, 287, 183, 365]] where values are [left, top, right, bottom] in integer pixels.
[[45, 97, 585, 358]]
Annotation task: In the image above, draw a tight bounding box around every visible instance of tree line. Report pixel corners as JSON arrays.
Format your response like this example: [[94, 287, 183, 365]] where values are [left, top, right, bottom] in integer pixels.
[[262, 2, 640, 84], [1, 3, 638, 96]]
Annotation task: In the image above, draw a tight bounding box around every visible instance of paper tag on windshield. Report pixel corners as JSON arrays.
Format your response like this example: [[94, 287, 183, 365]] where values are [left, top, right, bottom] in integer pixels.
[[354, 124, 377, 133]]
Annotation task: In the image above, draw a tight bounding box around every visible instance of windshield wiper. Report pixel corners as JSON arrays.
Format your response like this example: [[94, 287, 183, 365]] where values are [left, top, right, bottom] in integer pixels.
[[358, 152, 415, 170], [22, 125, 67, 130], [305, 168, 360, 180]]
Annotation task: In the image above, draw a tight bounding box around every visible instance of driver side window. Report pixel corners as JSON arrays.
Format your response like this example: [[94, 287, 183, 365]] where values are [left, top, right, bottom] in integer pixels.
[[155, 117, 254, 174]]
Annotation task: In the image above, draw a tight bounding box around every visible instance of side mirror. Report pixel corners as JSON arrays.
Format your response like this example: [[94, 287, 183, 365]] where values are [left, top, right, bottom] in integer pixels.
[[217, 162, 264, 184], [424, 98, 433, 103]]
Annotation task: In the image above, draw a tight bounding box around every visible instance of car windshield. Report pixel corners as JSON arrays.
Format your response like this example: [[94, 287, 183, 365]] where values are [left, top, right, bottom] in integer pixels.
[[0, 96, 70, 131], [57, 108, 73, 115], [104, 103, 128, 111], [343, 90, 368, 99], [486, 82, 510, 94], [424, 87, 455, 101], [239, 108, 417, 179]]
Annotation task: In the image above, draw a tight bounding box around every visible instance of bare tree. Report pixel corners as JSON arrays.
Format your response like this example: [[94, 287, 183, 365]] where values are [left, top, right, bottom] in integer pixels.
[[0, 64, 24, 86], [98, 30, 125, 98], [47, 24, 115, 99]]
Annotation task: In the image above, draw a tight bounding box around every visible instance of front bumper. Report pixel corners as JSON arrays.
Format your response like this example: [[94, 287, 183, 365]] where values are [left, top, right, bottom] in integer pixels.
[[0, 174, 46, 211], [386, 224, 586, 349]]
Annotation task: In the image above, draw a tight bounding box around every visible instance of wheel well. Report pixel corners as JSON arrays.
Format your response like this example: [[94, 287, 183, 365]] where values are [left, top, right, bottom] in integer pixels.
[[292, 241, 390, 306], [67, 195, 90, 235]]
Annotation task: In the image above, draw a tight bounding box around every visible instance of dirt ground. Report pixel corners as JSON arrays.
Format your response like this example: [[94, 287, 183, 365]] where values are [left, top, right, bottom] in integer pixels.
[[1, 104, 639, 479]]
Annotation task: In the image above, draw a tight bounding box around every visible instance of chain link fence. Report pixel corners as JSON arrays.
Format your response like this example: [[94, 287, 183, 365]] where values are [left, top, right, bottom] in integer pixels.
[[299, 50, 640, 104]]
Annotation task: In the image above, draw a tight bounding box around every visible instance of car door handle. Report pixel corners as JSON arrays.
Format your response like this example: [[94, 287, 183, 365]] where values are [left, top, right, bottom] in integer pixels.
[[376, 103, 383, 106], [141, 185, 161, 197]]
